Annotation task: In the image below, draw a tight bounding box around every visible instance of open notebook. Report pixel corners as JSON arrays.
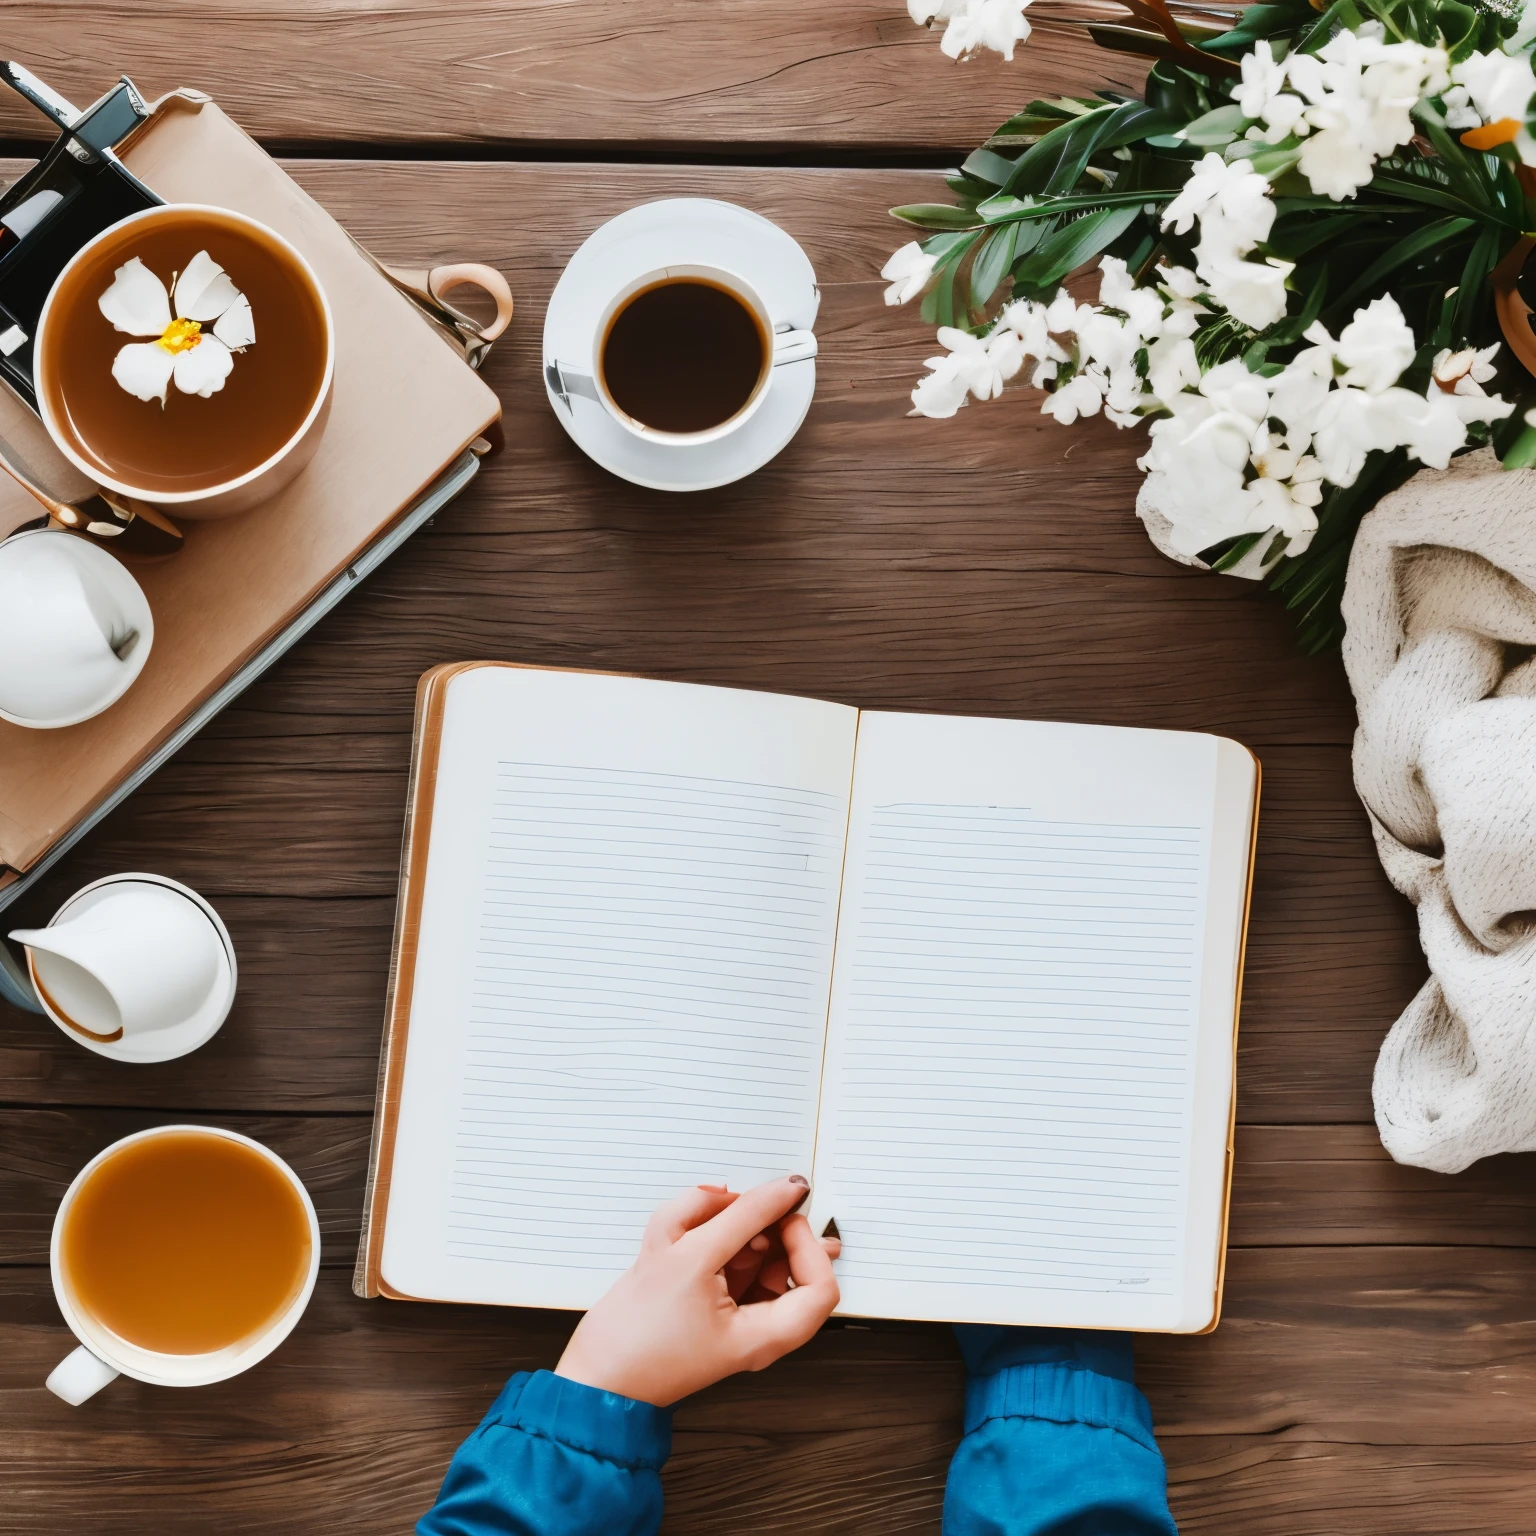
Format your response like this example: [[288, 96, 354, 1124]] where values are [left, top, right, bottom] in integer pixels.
[[356, 663, 1258, 1333]]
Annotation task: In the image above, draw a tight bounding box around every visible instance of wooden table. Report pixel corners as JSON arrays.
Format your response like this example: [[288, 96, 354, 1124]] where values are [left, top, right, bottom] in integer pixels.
[[3, 8, 1535, 1532]]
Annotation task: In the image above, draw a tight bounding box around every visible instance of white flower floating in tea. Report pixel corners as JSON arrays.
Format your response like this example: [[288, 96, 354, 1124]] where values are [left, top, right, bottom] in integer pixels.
[[97, 251, 255, 405]]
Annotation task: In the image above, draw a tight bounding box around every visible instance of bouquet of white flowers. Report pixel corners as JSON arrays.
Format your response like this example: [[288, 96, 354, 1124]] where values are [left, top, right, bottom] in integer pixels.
[[892, 0, 1536, 649]]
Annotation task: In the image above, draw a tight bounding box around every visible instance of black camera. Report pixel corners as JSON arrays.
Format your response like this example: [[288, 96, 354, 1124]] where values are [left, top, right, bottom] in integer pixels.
[[0, 63, 162, 410]]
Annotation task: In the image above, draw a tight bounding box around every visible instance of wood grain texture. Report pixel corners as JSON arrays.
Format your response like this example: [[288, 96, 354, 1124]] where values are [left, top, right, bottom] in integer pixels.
[[1228, 1127, 1536, 1249], [0, 154, 1489, 1532], [0, 1110, 370, 1266], [0, 4, 1140, 153], [6, 1249, 1536, 1533], [0, 161, 1400, 1124], [0, 743, 1421, 1122], [5, 1113, 1533, 1268]]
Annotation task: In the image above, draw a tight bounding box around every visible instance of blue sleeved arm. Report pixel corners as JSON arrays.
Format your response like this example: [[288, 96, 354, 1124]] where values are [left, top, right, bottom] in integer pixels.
[[943, 1326, 1177, 1536], [417, 1370, 672, 1536]]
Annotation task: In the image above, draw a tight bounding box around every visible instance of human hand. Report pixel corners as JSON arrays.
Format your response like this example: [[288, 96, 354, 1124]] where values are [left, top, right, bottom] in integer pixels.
[[554, 1175, 841, 1407]]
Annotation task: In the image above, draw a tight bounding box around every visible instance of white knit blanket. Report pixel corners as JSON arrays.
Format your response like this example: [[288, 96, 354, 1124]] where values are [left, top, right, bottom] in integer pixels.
[[1342, 449, 1536, 1172]]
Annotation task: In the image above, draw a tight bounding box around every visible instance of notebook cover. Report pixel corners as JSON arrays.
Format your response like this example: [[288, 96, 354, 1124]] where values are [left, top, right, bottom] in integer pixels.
[[356, 667, 1258, 1330], [1197, 749, 1260, 1335], [0, 96, 501, 880], [356, 661, 480, 1299]]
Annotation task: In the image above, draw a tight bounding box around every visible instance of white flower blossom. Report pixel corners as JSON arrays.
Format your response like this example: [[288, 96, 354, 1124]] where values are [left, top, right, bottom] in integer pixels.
[[1334, 295, 1418, 394], [1452, 48, 1536, 127], [908, 322, 1027, 417], [1138, 361, 1289, 557], [1097, 255, 1165, 338], [1154, 264, 1208, 339], [902, 245, 1509, 576], [909, 351, 972, 418], [1235, 41, 1309, 142], [1042, 366, 1106, 424], [1440, 83, 1482, 130], [98, 250, 255, 405], [1146, 334, 1200, 401], [909, 0, 1032, 60], [1160, 154, 1287, 329], [1449, 48, 1536, 163], [997, 297, 1068, 368], [1432, 343, 1500, 395], [881, 241, 939, 306], [1236, 40, 1288, 119], [1284, 24, 1449, 200], [1203, 252, 1293, 332], [1279, 303, 1512, 484]]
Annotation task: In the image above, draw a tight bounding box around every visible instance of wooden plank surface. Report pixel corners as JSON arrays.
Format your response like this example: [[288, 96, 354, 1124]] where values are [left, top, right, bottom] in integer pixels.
[[0, 151, 1518, 1533], [0, 744, 1418, 1122], [0, 4, 1139, 153], [6, 1112, 1535, 1268], [7, 1249, 1536, 1533]]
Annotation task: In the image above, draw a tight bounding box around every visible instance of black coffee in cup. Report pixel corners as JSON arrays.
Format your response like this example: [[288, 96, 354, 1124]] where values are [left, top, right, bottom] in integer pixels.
[[600, 278, 767, 434]]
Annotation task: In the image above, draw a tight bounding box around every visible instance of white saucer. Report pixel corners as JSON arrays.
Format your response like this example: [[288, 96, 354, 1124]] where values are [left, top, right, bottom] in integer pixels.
[[542, 198, 820, 492], [28, 874, 237, 1063]]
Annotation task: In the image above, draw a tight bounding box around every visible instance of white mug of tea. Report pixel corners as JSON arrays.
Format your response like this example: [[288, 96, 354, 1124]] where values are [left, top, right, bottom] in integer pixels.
[[47, 1125, 319, 1405], [33, 203, 335, 520], [546, 262, 817, 446]]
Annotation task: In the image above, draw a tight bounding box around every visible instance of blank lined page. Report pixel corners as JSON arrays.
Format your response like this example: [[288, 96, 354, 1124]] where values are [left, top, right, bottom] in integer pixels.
[[809, 712, 1252, 1331], [382, 668, 857, 1308]]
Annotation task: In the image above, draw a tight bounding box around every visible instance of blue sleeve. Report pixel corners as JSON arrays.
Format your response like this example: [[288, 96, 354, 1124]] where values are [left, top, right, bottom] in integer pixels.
[[943, 1326, 1177, 1536], [417, 1370, 672, 1536]]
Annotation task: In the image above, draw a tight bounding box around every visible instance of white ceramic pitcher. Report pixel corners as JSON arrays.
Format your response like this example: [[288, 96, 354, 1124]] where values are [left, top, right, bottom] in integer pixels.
[[10, 875, 231, 1046]]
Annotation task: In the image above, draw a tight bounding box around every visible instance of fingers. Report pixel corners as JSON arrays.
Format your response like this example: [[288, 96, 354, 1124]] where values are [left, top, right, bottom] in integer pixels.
[[732, 1214, 841, 1364], [644, 1184, 737, 1252], [780, 1212, 839, 1297], [724, 1232, 771, 1301], [682, 1175, 810, 1272], [754, 1247, 791, 1297], [737, 1226, 840, 1303]]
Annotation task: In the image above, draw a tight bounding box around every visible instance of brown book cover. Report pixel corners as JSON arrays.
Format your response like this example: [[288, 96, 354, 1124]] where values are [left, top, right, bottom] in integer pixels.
[[0, 94, 502, 885]]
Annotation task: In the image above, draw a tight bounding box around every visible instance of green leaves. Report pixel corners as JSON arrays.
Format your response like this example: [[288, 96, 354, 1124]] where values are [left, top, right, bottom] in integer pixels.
[[1181, 103, 1250, 147], [1011, 205, 1142, 296], [1000, 100, 1182, 201], [971, 223, 1021, 306], [960, 147, 1020, 188], [890, 203, 981, 231], [1327, 215, 1475, 319], [977, 186, 1180, 224]]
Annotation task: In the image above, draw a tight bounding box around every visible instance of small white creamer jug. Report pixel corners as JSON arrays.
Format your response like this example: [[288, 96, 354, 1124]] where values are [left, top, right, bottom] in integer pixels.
[[11, 880, 225, 1041]]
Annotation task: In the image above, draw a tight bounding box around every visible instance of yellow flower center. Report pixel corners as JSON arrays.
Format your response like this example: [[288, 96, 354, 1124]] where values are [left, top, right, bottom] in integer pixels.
[[157, 317, 203, 354]]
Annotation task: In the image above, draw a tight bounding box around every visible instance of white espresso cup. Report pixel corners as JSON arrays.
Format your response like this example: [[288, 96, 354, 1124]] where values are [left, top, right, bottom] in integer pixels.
[[546, 261, 816, 447], [47, 1125, 320, 1405]]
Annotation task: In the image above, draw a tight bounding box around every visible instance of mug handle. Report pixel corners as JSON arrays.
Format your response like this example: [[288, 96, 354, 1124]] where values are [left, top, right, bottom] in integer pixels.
[[544, 359, 603, 411], [47, 1345, 120, 1405], [374, 261, 514, 370], [772, 327, 818, 367]]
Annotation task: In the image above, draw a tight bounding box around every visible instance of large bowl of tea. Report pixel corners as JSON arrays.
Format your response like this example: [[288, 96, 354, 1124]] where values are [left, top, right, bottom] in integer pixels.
[[34, 203, 333, 520]]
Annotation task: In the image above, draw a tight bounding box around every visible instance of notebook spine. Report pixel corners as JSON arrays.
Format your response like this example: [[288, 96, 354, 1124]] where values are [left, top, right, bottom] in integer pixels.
[[352, 665, 454, 1297]]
